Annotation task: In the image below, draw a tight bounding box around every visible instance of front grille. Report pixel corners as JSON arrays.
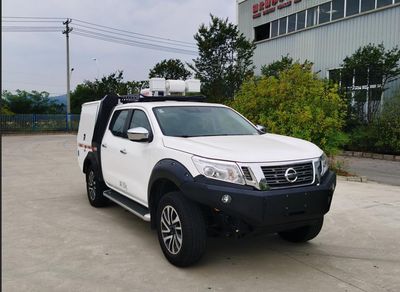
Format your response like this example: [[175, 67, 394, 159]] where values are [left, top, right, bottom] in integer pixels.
[[241, 167, 253, 181], [261, 162, 314, 189]]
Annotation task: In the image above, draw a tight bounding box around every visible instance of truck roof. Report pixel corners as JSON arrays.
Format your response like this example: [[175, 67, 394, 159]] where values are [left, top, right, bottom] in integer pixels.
[[115, 100, 227, 110]]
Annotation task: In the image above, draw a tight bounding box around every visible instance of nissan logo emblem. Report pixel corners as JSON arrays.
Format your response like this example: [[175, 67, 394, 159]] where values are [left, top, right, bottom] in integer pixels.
[[284, 167, 298, 183]]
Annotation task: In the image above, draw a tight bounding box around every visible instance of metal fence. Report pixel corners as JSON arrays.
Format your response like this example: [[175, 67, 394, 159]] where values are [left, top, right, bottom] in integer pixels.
[[0, 114, 80, 133]]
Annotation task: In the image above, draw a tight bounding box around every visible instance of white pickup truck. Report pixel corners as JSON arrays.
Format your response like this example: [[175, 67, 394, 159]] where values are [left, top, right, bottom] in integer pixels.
[[77, 79, 336, 267]]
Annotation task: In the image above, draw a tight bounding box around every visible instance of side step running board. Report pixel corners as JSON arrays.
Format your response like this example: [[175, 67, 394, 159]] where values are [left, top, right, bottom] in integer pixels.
[[103, 190, 151, 222]]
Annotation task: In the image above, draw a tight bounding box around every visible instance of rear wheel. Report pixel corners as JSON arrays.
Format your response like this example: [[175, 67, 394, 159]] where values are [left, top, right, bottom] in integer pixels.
[[86, 166, 108, 207], [157, 192, 206, 267], [278, 217, 324, 243]]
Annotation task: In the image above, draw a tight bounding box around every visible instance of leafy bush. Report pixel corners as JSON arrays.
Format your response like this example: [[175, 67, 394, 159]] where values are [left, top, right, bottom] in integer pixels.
[[346, 92, 400, 154], [374, 96, 400, 153], [231, 64, 348, 155]]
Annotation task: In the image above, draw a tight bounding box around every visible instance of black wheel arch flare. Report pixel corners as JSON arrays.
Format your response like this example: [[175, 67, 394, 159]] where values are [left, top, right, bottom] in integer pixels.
[[148, 159, 195, 228]]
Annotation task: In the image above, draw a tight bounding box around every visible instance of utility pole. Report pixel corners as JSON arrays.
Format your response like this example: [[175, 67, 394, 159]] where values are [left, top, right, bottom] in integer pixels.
[[63, 18, 73, 128]]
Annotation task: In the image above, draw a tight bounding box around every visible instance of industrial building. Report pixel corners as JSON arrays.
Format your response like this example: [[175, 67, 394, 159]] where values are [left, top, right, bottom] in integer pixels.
[[237, 0, 400, 102]]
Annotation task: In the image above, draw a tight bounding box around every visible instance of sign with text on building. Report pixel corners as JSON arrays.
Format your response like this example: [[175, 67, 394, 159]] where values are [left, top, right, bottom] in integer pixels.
[[253, 0, 302, 19]]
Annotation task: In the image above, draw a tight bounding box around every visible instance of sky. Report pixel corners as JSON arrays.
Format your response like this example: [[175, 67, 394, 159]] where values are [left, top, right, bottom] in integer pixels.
[[2, 0, 236, 96]]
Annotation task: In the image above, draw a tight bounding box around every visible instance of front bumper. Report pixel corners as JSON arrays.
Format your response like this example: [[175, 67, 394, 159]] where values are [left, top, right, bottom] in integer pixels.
[[181, 170, 336, 227]]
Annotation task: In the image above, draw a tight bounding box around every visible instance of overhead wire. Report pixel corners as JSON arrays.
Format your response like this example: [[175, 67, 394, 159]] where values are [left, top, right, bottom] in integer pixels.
[[72, 22, 196, 48], [2, 27, 64, 32], [71, 18, 195, 46], [2, 16, 66, 20], [72, 30, 197, 55], [2, 17, 196, 47], [1, 16, 198, 55], [72, 27, 197, 54]]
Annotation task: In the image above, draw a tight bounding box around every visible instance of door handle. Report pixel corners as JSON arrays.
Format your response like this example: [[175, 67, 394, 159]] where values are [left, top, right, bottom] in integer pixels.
[[101, 143, 107, 148], [120, 149, 127, 154]]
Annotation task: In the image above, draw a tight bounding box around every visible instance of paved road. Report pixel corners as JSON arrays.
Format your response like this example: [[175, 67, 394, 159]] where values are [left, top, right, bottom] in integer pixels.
[[2, 135, 400, 292], [338, 156, 400, 186]]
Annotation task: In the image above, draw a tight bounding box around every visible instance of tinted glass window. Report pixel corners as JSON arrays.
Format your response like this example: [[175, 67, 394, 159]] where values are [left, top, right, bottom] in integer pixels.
[[329, 69, 341, 84], [153, 106, 259, 137], [346, 0, 360, 16], [297, 10, 306, 29], [271, 20, 279, 37], [355, 68, 368, 86], [279, 17, 287, 35], [319, 2, 331, 24], [129, 110, 152, 133], [254, 23, 270, 41], [396, 0, 400, 3], [110, 110, 129, 137], [370, 88, 383, 101], [377, 0, 392, 7], [361, 0, 375, 12], [307, 7, 317, 27], [288, 14, 296, 32], [342, 70, 354, 87], [332, 0, 345, 20], [369, 66, 383, 85]]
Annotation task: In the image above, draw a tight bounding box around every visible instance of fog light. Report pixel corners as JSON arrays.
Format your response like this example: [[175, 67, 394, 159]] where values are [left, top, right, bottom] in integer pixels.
[[221, 194, 232, 204]]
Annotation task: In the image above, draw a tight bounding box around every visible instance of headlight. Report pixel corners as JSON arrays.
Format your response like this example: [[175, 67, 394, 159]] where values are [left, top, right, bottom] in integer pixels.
[[320, 153, 329, 177], [192, 156, 245, 185]]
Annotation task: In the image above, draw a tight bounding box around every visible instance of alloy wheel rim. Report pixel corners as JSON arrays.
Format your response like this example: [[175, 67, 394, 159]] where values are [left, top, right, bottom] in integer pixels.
[[160, 205, 183, 255], [88, 171, 96, 201]]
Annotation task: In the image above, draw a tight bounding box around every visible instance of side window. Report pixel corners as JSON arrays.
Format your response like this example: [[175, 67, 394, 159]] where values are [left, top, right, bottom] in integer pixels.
[[109, 110, 130, 137], [129, 110, 152, 133]]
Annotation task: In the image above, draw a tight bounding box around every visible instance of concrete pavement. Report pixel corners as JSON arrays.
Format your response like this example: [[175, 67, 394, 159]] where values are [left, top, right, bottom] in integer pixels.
[[337, 156, 400, 186], [2, 135, 400, 292]]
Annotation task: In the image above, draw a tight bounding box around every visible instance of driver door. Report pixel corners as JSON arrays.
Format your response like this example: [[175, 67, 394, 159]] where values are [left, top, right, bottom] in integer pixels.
[[119, 108, 154, 206]]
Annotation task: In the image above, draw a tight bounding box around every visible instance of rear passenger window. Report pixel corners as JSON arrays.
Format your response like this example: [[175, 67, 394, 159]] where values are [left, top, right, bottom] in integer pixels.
[[129, 110, 152, 133], [110, 110, 129, 137]]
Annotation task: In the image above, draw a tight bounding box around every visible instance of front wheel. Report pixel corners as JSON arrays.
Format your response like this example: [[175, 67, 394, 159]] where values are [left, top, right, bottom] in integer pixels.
[[278, 217, 324, 243], [86, 166, 108, 207], [157, 192, 206, 267]]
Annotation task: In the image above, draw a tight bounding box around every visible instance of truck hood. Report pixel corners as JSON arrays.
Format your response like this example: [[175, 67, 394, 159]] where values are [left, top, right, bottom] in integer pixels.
[[162, 134, 322, 163]]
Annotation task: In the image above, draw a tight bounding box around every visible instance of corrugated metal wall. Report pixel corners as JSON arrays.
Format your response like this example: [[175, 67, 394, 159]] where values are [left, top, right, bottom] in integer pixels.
[[238, 2, 400, 96]]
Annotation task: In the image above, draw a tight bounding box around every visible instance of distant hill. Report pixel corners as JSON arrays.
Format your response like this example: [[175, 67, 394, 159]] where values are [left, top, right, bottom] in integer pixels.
[[50, 94, 67, 112], [51, 94, 67, 105]]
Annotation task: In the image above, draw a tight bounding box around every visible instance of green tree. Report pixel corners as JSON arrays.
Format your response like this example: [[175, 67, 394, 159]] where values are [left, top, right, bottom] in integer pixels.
[[70, 71, 143, 113], [232, 64, 348, 155], [149, 59, 191, 80], [1, 90, 63, 114], [189, 15, 256, 101], [341, 43, 400, 124], [0, 98, 14, 114], [261, 55, 313, 78]]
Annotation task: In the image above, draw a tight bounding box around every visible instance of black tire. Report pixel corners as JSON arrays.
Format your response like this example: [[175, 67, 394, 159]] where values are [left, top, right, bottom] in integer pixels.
[[85, 166, 108, 207], [278, 217, 324, 243], [156, 192, 206, 267]]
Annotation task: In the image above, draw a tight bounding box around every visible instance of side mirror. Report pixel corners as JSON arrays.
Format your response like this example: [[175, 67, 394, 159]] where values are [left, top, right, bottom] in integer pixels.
[[127, 127, 150, 142], [256, 125, 266, 134]]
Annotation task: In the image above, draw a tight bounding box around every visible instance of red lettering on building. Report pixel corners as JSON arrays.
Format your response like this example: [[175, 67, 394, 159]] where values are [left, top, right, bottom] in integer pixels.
[[252, 0, 301, 18], [263, 7, 276, 15], [278, 1, 292, 9], [253, 12, 262, 19], [253, 3, 259, 13]]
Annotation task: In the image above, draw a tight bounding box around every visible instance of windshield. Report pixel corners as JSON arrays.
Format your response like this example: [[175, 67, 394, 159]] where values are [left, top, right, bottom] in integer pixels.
[[153, 106, 259, 137]]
